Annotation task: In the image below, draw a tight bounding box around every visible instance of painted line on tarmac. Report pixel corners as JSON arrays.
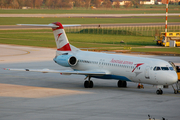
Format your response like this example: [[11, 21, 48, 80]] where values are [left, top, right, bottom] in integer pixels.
[[0, 46, 30, 57]]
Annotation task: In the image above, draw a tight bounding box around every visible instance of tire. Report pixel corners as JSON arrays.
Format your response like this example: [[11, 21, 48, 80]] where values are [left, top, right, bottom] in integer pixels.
[[122, 81, 127, 87], [84, 81, 89, 88], [89, 81, 94, 88], [160, 90, 163, 94], [156, 90, 163, 95], [118, 80, 127, 87], [156, 90, 160, 95], [117, 80, 122, 87]]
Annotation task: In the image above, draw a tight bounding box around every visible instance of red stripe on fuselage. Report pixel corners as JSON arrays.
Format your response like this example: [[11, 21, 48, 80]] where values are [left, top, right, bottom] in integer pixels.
[[132, 63, 144, 72], [57, 43, 71, 51]]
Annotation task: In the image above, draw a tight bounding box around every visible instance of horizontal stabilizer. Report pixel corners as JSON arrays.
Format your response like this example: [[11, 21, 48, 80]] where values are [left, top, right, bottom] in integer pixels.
[[17, 22, 81, 52], [17, 24, 81, 28]]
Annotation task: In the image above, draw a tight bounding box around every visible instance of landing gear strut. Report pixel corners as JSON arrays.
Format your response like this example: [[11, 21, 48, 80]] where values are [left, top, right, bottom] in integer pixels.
[[117, 80, 127, 88], [172, 84, 178, 94], [156, 89, 163, 95], [84, 76, 93, 88]]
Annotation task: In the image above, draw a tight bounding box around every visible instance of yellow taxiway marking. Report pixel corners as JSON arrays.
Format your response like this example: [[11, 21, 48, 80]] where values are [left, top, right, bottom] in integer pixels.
[[0, 83, 91, 98]]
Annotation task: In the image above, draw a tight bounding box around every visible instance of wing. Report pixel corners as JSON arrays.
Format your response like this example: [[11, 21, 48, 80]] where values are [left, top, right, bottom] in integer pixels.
[[3, 68, 108, 76]]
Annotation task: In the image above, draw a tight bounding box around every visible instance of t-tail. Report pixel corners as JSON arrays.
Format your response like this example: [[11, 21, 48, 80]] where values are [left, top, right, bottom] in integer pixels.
[[17, 22, 80, 52], [52, 22, 71, 51]]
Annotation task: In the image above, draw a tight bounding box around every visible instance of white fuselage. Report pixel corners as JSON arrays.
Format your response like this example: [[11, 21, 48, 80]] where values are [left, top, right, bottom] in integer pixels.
[[59, 50, 178, 86]]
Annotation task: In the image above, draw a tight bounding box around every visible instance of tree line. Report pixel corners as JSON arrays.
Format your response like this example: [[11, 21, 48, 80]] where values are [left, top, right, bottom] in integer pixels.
[[0, 0, 141, 9]]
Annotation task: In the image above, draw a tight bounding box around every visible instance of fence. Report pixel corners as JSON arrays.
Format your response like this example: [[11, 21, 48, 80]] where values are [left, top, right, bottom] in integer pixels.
[[64, 25, 180, 37]]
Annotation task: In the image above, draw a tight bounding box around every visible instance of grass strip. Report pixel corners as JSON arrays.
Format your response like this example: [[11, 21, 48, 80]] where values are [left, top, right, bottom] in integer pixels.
[[0, 29, 154, 47], [132, 48, 180, 54], [1, 29, 179, 55], [0, 17, 179, 25]]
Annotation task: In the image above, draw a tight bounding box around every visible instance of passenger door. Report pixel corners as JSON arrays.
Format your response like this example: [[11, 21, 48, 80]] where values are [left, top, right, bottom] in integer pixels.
[[145, 66, 150, 79]]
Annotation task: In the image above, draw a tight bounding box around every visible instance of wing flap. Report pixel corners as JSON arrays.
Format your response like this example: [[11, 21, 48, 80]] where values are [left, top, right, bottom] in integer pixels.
[[3, 68, 108, 76]]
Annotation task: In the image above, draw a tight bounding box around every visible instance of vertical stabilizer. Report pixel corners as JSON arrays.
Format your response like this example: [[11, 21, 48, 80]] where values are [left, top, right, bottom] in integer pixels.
[[52, 22, 71, 51], [17, 22, 80, 52]]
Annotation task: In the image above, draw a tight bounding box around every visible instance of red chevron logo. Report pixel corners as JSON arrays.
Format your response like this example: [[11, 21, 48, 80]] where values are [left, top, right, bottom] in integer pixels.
[[132, 63, 144, 72], [57, 33, 62, 41]]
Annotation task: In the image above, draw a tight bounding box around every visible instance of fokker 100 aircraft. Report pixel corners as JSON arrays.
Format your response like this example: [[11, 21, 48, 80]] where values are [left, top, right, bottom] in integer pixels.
[[4, 22, 178, 95]]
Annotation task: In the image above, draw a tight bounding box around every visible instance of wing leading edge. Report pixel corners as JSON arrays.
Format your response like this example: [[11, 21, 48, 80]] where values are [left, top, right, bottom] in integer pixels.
[[3, 68, 108, 76]]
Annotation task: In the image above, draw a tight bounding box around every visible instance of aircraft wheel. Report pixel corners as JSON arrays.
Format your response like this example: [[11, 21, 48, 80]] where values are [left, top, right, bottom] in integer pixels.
[[160, 90, 163, 94], [84, 81, 89, 88], [156, 89, 163, 95], [117, 80, 127, 87], [84, 80, 93, 88], [122, 81, 127, 87], [156, 90, 160, 94], [89, 81, 94, 88], [117, 80, 122, 87]]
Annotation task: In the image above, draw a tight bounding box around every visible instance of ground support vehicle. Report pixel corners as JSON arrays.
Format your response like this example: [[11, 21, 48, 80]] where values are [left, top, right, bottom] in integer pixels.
[[156, 32, 180, 47]]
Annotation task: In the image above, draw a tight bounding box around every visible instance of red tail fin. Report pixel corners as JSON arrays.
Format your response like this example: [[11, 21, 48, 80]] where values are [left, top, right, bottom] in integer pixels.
[[52, 22, 71, 51]]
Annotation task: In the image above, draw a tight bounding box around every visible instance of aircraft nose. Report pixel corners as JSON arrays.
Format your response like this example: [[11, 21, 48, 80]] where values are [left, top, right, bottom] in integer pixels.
[[166, 72, 178, 84]]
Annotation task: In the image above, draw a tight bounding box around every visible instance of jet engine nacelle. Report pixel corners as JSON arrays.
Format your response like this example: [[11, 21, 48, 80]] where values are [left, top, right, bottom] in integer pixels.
[[54, 55, 78, 67]]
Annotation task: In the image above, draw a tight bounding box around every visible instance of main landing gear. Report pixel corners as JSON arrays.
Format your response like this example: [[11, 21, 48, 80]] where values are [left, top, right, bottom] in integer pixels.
[[156, 88, 163, 95], [84, 76, 93, 88], [117, 80, 127, 88]]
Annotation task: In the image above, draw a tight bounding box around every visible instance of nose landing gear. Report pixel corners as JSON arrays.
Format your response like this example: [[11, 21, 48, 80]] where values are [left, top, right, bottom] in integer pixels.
[[172, 84, 179, 94]]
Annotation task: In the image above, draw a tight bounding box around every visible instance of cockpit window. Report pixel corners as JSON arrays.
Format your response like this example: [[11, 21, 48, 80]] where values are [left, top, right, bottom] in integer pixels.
[[154, 66, 173, 71], [153, 67, 156, 70], [161, 67, 169, 70], [157, 67, 161, 70], [169, 67, 174, 71], [153, 66, 161, 71]]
